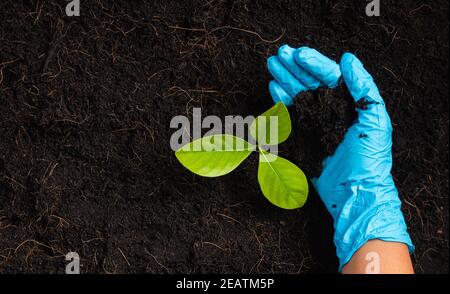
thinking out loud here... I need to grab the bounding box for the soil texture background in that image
[0,0,448,273]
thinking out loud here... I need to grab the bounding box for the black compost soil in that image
[0,0,448,273]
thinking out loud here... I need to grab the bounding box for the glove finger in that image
[340,53,392,132]
[269,80,294,106]
[340,52,384,103]
[267,56,308,98]
[278,45,321,89]
[294,47,341,88]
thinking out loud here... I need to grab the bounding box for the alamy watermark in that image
[65,0,80,17]
[170,108,279,157]
[366,0,380,17]
[365,251,381,274]
[65,252,80,274]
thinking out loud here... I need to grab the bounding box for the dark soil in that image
[0,0,448,273]
[293,86,357,177]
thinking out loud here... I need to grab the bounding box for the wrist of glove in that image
[267,45,414,272]
[330,184,414,272]
[313,153,415,272]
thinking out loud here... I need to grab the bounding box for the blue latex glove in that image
[267,45,341,105]
[268,45,414,272]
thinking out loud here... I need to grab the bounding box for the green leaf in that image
[175,134,255,177]
[257,151,308,209]
[250,102,291,145]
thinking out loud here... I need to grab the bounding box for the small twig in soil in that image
[118,248,131,267]
[31,0,44,25]
[0,58,20,86]
[169,25,285,44]
[404,199,424,228]
[42,19,65,74]
[14,239,55,255]
[216,213,243,225]
[408,4,432,16]
[4,176,26,190]
[202,241,226,251]
[383,65,403,83]
[208,26,285,44]
[145,249,171,273]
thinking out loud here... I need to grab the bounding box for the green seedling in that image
[175,103,308,209]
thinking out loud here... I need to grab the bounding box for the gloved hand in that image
[267,45,414,272]
[267,45,341,106]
